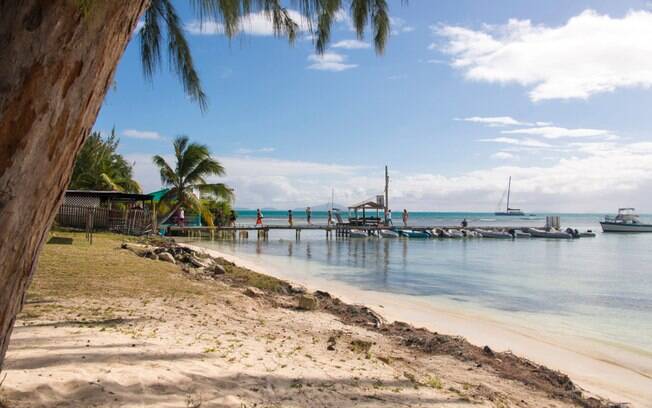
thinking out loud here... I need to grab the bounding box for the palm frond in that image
[153,155,177,186]
[196,183,233,201]
[184,157,225,185]
[138,0,394,111]
[140,1,162,79]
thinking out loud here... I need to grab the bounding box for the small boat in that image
[434,228,451,238]
[379,229,399,238]
[512,229,531,238]
[349,229,368,238]
[600,208,652,232]
[399,230,431,239]
[528,228,572,239]
[476,229,513,239]
[494,176,526,216]
[447,229,464,238]
[579,230,596,237]
[462,229,479,238]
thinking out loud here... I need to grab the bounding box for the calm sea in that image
[193,211,652,364]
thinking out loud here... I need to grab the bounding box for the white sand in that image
[3,276,577,407]
[190,243,652,407]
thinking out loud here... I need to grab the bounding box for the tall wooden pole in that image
[384,165,389,225]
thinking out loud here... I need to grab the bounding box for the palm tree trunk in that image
[0,0,149,370]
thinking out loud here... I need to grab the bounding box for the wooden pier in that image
[167,224,533,241]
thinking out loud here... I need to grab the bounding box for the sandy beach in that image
[0,232,628,407]
[186,242,652,407]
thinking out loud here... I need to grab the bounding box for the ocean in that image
[190,211,652,403]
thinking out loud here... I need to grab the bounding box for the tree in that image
[153,135,232,226]
[70,129,141,193]
[0,0,391,369]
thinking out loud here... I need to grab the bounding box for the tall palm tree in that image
[153,136,232,226]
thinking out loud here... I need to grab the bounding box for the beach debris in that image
[158,252,175,264]
[209,263,226,275]
[244,287,265,298]
[297,294,319,311]
[145,252,159,261]
[289,283,307,294]
[188,256,211,269]
[350,339,373,354]
[483,345,495,357]
[326,335,337,351]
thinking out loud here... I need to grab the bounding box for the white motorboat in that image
[513,230,531,238]
[600,208,652,232]
[435,228,451,238]
[447,229,464,238]
[379,229,399,238]
[349,229,368,238]
[579,230,596,237]
[528,228,572,239]
[476,229,512,239]
[462,229,479,238]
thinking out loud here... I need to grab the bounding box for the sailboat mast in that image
[506,176,512,211]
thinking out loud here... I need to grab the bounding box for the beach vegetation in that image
[69,129,141,193]
[153,135,233,226]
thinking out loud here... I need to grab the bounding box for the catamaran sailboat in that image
[600,208,652,232]
[495,176,525,216]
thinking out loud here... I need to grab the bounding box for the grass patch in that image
[28,231,213,302]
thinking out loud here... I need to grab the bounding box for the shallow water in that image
[193,212,652,361]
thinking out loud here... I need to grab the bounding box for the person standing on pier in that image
[229,210,237,227]
[256,209,264,227]
[288,209,293,226]
[178,207,185,227]
[327,209,333,226]
[402,209,409,227]
[306,207,312,225]
[387,209,393,226]
[461,218,468,228]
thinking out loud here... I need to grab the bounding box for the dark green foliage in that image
[69,129,141,193]
[153,135,233,225]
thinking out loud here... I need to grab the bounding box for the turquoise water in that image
[195,212,652,354]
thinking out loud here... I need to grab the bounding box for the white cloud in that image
[390,17,414,35]
[126,139,652,212]
[479,137,552,148]
[491,151,516,160]
[186,10,309,36]
[501,126,613,140]
[307,52,357,72]
[235,147,276,154]
[122,129,162,140]
[332,39,371,49]
[459,116,529,127]
[434,10,652,101]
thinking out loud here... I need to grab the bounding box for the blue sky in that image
[96,0,652,211]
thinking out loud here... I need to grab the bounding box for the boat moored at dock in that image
[475,229,513,239]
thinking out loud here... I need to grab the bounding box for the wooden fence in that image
[56,204,153,235]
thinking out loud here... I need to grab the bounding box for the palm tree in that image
[1,0,394,369]
[70,129,142,193]
[153,136,232,226]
